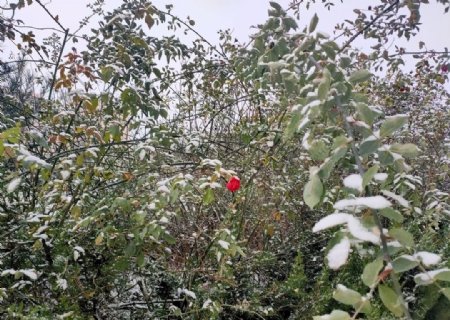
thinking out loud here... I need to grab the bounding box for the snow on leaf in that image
[6,177,21,193]
[415,268,450,286]
[218,240,230,250]
[21,269,38,280]
[327,237,351,270]
[373,173,388,182]
[414,251,442,267]
[22,155,51,168]
[334,196,391,210]
[312,213,352,232]
[381,190,410,208]
[347,216,380,244]
[343,174,363,192]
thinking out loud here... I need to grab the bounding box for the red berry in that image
[226,176,240,192]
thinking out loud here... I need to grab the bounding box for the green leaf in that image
[389,143,420,158]
[284,111,301,140]
[318,78,330,101]
[318,145,348,180]
[389,228,415,248]
[435,270,450,282]
[114,256,130,272]
[354,299,372,314]
[309,140,329,161]
[441,288,450,301]
[145,13,155,29]
[100,66,114,82]
[313,310,351,320]
[380,208,404,223]
[362,257,383,287]
[348,69,371,84]
[333,284,362,305]
[392,255,419,273]
[378,285,404,317]
[356,103,379,126]
[303,173,323,209]
[203,188,215,205]
[378,149,395,165]
[269,1,282,11]
[380,115,408,138]
[309,13,319,33]
[359,137,379,156]
[362,165,379,188]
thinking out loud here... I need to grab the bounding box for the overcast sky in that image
[2,0,450,71]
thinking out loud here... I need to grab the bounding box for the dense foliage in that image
[1,0,449,319]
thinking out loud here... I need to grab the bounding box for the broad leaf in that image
[362,257,383,287]
[303,173,323,209]
[378,285,404,317]
[380,115,408,137]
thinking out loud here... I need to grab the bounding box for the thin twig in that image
[338,0,400,54]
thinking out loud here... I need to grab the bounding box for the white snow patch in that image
[414,268,450,285]
[343,174,363,192]
[374,173,388,182]
[327,237,350,270]
[347,216,380,244]
[6,177,21,193]
[334,196,391,210]
[381,190,410,208]
[218,240,230,250]
[414,251,442,267]
[312,213,352,232]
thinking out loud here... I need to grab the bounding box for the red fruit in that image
[226,176,240,192]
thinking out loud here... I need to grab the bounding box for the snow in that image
[157,185,170,194]
[218,240,230,250]
[414,251,442,267]
[327,237,350,270]
[381,190,410,208]
[313,213,352,232]
[6,177,21,193]
[177,288,197,299]
[347,216,380,244]
[343,174,363,192]
[374,173,388,182]
[302,131,311,150]
[414,268,450,285]
[313,213,380,244]
[334,196,391,210]
[22,155,51,168]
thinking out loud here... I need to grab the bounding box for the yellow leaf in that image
[95,232,104,246]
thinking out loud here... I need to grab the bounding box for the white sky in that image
[2,1,450,71]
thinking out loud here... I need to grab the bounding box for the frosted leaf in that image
[21,269,38,280]
[343,174,363,192]
[6,177,21,193]
[327,237,351,270]
[56,278,68,290]
[414,251,442,267]
[374,173,388,182]
[312,213,352,232]
[22,155,51,168]
[60,170,71,180]
[415,268,450,285]
[218,240,230,250]
[157,185,170,193]
[347,216,380,244]
[178,288,197,299]
[381,190,410,208]
[334,196,391,210]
